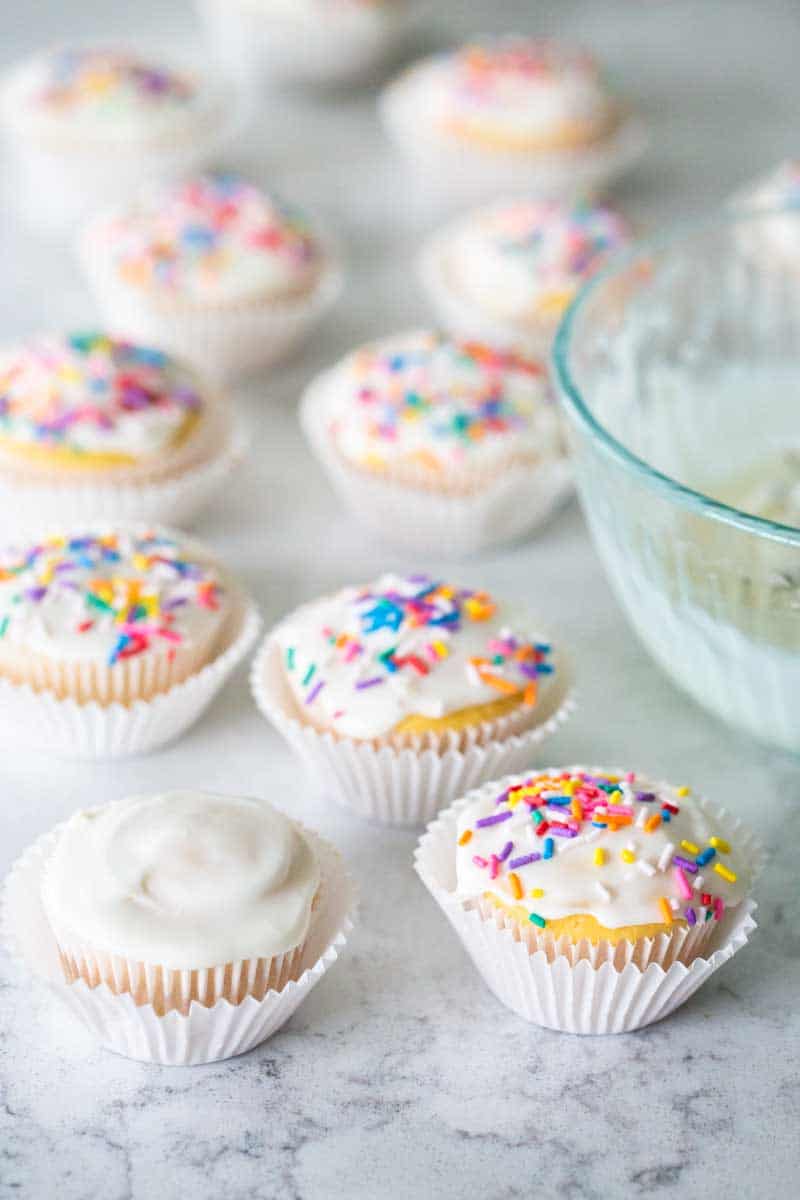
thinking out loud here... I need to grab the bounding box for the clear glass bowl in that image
[553,206,800,753]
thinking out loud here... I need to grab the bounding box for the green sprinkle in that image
[0,616,8,638]
[86,594,114,613]
[286,647,295,671]
[532,809,544,824]
[302,663,316,687]
[529,913,547,929]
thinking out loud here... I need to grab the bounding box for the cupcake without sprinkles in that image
[301,332,571,556]
[0,333,236,529]
[1,46,231,229]
[380,36,646,208]
[197,0,411,89]
[0,525,259,757]
[3,791,355,1064]
[416,768,760,1034]
[252,573,573,825]
[421,200,632,356]
[80,173,341,382]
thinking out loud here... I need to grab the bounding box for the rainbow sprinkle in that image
[32,48,194,115]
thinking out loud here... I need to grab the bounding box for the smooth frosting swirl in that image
[0,528,225,665]
[41,792,321,966]
[0,333,203,467]
[324,332,560,477]
[275,573,556,739]
[85,174,323,306]
[456,768,749,929]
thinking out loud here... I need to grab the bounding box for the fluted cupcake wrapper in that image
[379,84,648,213]
[2,825,356,1065]
[415,771,763,1034]
[251,634,576,828]
[0,427,244,535]
[300,378,573,557]
[0,583,260,760]
[80,236,344,384]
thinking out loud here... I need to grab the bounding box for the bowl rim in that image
[552,203,800,547]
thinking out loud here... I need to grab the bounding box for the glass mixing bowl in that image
[553,205,800,753]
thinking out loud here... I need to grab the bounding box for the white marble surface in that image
[1,1,799,1197]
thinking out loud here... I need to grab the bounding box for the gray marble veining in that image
[1,1,800,1197]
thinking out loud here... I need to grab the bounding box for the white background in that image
[1,2,799,1198]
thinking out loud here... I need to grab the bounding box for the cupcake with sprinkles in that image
[80,173,341,382]
[416,767,760,1034]
[0,524,259,756]
[380,36,646,208]
[421,199,632,356]
[252,573,573,825]
[0,332,235,529]
[1,45,231,229]
[198,0,412,89]
[301,331,571,556]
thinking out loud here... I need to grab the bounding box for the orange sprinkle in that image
[645,814,662,833]
[523,682,538,707]
[480,673,520,695]
[509,872,523,900]
[571,798,583,821]
[658,897,673,925]
[458,830,472,846]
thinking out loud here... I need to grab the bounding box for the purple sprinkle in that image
[686,907,697,926]
[636,791,656,802]
[672,855,698,873]
[355,676,384,690]
[475,810,512,828]
[497,841,513,863]
[305,680,325,706]
[508,852,541,870]
[550,826,578,838]
[25,587,47,602]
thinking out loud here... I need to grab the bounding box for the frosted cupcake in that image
[1,46,230,229]
[252,573,574,825]
[80,173,341,382]
[380,37,645,208]
[198,0,411,89]
[301,331,571,555]
[0,332,235,528]
[421,200,632,356]
[415,767,760,1033]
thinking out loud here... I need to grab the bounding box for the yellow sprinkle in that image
[710,836,731,854]
[676,786,690,797]
[530,888,544,899]
[594,848,605,867]
[621,849,636,864]
[509,872,523,900]
[431,640,449,659]
[714,862,737,884]
[680,840,700,855]
[658,897,674,925]
[608,790,622,805]
[458,830,472,846]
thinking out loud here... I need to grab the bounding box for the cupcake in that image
[416,767,760,1034]
[420,200,632,357]
[301,331,571,555]
[380,36,646,209]
[252,573,574,825]
[3,790,355,1063]
[0,524,260,757]
[197,0,411,89]
[0,332,236,528]
[1,45,231,229]
[80,173,342,382]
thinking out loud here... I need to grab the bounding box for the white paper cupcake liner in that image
[80,234,344,384]
[379,83,648,213]
[251,633,576,827]
[419,233,560,361]
[196,0,413,88]
[415,771,763,1034]
[300,377,572,557]
[2,823,356,1065]
[0,426,244,534]
[0,580,260,760]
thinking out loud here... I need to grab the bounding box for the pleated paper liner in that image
[80,226,344,384]
[379,82,649,212]
[0,531,261,759]
[251,627,576,827]
[300,377,573,556]
[415,770,764,1034]
[2,824,356,1066]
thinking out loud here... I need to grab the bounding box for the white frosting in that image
[392,38,616,146]
[274,573,556,740]
[444,200,631,324]
[0,528,225,666]
[743,159,800,259]
[323,331,560,478]
[2,47,207,145]
[456,769,749,929]
[41,792,321,967]
[238,0,397,19]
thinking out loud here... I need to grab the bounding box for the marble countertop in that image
[1,1,799,1197]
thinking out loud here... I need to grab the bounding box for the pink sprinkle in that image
[674,866,693,900]
[489,854,499,880]
[472,855,488,869]
[714,896,725,921]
